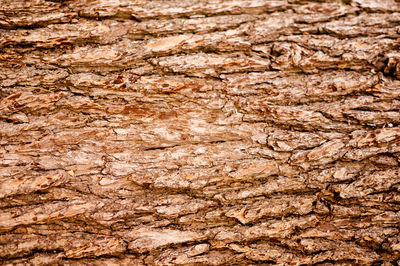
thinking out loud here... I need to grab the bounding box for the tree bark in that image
[1,0,400,265]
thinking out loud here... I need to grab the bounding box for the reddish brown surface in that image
[1,0,400,264]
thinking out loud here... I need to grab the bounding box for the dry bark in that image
[1,0,400,265]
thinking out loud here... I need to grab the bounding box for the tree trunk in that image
[1,0,400,264]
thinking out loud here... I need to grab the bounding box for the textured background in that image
[1,0,400,264]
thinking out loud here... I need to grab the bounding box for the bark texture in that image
[1,0,400,265]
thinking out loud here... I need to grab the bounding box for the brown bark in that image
[1,0,400,265]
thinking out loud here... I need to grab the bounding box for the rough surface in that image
[1,0,400,265]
